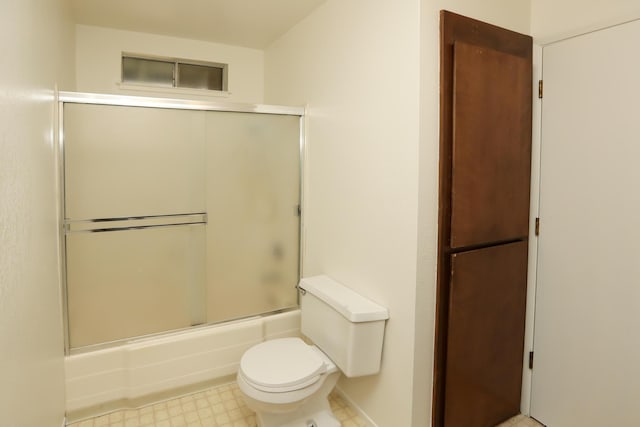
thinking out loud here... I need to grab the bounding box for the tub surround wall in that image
[65,310,300,416]
[0,0,75,426]
[75,25,265,103]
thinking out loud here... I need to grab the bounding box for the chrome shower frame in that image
[56,91,306,355]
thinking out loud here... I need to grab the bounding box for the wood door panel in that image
[435,11,533,427]
[450,42,532,249]
[444,240,528,427]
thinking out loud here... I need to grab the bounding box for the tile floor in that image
[67,381,367,427]
[66,380,543,427]
[497,414,544,427]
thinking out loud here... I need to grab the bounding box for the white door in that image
[531,19,640,426]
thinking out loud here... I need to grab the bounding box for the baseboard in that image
[334,386,379,427]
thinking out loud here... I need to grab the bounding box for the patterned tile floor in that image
[66,379,543,427]
[67,381,367,427]
[497,414,544,427]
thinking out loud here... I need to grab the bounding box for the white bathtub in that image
[65,310,300,414]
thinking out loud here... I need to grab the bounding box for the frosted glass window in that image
[178,63,224,90]
[122,54,227,92]
[122,57,174,87]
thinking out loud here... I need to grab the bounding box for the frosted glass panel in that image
[66,225,206,348]
[205,112,300,322]
[122,57,174,87]
[178,63,224,90]
[64,104,205,219]
[62,100,302,350]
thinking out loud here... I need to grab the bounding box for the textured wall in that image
[0,0,75,425]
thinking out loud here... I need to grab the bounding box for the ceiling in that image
[70,0,326,49]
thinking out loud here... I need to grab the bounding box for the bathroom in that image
[2,0,640,426]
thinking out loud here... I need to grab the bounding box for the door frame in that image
[521,41,542,417]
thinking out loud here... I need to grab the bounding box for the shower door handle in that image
[64,213,207,233]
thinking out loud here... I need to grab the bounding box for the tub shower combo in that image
[60,93,305,413]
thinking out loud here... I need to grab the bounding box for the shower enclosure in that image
[60,93,304,352]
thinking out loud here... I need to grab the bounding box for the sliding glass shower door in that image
[62,96,302,350]
[205,112,300,323]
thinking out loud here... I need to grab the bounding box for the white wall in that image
[0,0,75,426]
[434,0,531,33]
[75,25,265,104]
[265,1,422,426]
[532,0,640,42]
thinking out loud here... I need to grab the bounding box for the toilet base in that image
[258,408,340,427]
[240,371,341,427]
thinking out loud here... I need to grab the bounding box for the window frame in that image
[121,53,229,92]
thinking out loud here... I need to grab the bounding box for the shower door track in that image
[58,91,305,115]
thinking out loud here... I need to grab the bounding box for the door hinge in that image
[535,217,540,236]
[538,80,543,99]
[529,351,534,370]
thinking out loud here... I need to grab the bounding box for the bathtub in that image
[65,310,300,415]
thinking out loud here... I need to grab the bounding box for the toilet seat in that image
[239,337,326,393]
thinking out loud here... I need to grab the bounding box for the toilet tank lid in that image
[299,275,389,322]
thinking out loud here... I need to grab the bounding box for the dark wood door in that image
[451,41,532,249]
[445,241,529,427]
[433,11,533,427]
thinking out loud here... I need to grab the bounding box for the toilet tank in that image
[298,275,389,377]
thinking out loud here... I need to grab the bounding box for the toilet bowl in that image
[237,337,340,427]
[237,275,389,427]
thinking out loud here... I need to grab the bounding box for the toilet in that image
[237,275,389,427]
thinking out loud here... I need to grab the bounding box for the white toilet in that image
[237,275,389,427]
